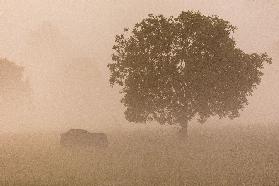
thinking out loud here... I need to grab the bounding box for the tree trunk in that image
[179,121,188,139]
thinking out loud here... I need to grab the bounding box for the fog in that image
[0,0,278,133]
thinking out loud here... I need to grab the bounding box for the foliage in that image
[108,11,272,126]
[0,58,31,105]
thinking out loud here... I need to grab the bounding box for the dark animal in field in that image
[60,129,108,148]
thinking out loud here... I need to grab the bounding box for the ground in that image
[0,123,279,185]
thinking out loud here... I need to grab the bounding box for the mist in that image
[0,0,278,131]
[1,1,279,185]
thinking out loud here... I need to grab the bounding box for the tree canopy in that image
[0,58,31,106]
[107,11,272,133]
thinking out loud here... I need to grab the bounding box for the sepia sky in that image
[0,0,278,131]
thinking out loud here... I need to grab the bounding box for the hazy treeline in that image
[0,22,124,133]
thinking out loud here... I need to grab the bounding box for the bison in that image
[60,129,108,148]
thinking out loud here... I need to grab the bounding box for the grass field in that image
[0,123,279,186]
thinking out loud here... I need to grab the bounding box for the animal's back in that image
[60,129,108,148]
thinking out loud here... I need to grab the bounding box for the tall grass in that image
[0,123,279,185]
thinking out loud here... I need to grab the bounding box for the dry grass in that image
[1,123,279,185]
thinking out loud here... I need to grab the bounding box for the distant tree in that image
[107,11,272,137]
[61,57,107,125]
[0,58,31,108]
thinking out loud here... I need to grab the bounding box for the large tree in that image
[107,11,272,137]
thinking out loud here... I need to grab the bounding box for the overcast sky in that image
[0,0,278,131]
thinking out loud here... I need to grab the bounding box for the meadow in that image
[0,123,279,186]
